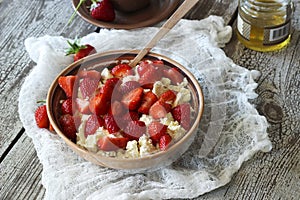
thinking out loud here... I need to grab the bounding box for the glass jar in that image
[237,0,293,52]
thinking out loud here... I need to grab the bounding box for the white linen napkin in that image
[19,16,272,200]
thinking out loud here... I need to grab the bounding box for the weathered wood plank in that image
[186,0,238,25]
[0,133,46,200]
[0,0,95,157]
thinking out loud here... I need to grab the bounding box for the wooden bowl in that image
[72,0,180,29]
[46,50,204,170]
[110,0,150,12]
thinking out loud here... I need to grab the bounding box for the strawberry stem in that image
[65,39,87,55]
[37,100,46,104]
[68,0,86,25]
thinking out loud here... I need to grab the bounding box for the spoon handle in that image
[130,0,199,67]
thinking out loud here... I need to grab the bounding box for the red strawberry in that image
[163,68,183,85]
[120,111,140,129]
[109,100,124,116]
[148,121,167,144]
[171,103,191,130]
[159,134,172,151]
[149,100,172,119]
[104,114,120,134]
[79,77,99,99]
[111,64,134,78]
[58,75,77,98]
[97,136,128,151]
[152,60,164,68]
[138,65,157,89]
[78,69,101,80]
[75,98,90,114]
[59,114,77,142]
[61,98,73,115]
[118,81,140,94]
[89,93,109,115]
[159,90,177,104]
[49,123,54,132]
[123,120,146,140]
[137,60,153,76]
[90,0,115,22]
[137,60,164,89]
[73,114,82,129]
[102,78,121,101]
[138,91,158,114]
[85,115,105,137]
[35,105,49,128]
[122,111,140,122]
[66,40,96,62]
[121,87,143,111]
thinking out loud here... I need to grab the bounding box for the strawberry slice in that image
[78,69,101,80]
[119,111,140,129]
[58,75,76,98]
[118,81,140,94]
[137,60,153,76]
[138,91,158,114]
[85,115,105,137]
[90,0,115,22]
[80,77,99,99]
[137,60,164,89]
[97,136,129,151]
[123,120,146,140]
[148,121,167,144]
[75,98,90,114]
[159,90,177,104]
[104,114,120,134]
[149,100,172,119]
[159,134,172,151]
[61,98,73,115]
[122,111,140,122]
[152,60,164,68]
[121,87,143,111]
[111,64,134,78]
[109,101,125,117]
[73,114,82,129]
[138,65,158,89]
[89,93,109,116]
[59,114,77,142]
[163,68,183,85]
[35,105,49,128]
[171,103,191,130]
[102,78,121,101]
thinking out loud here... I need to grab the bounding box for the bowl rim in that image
[46,50,204,165]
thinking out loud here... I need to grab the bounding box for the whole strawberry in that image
[35,105,49,128]
[66,40,96,62]
[90,0,115,22]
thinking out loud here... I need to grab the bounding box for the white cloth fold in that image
[19,16,272,200]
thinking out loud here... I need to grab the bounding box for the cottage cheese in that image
[101,68,113,81]
[125,140,139,158]
[138,134,156,157]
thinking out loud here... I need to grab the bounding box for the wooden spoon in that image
[129,0,199,67]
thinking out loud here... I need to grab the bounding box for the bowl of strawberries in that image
[47,50,204,170]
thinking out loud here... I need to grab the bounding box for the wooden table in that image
[1,0,299,199]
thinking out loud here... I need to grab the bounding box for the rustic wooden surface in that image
[0,0,299,199]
